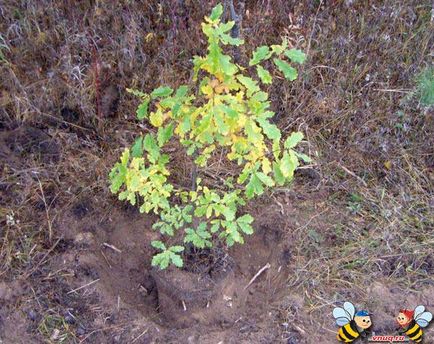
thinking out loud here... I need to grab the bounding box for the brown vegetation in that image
[0,1,433,343]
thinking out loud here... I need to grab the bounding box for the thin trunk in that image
[225,0,244,63]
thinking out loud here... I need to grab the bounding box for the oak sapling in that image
[109,3,310,269]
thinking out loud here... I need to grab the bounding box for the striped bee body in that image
[404,320,423,343]
[337,320,360,342]
[334,303,372,342]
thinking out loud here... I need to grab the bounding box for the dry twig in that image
[103,242,122,253]
[67,278,100,295]
[244,263,271,290]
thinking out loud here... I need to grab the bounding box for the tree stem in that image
[191,152,198,191]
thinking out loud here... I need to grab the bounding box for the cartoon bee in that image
[396,306,432,343]
[333,301,372,342]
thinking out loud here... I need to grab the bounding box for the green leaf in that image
[143,134,158,154]
[280,152,293,178]
[197,222,210,235]
[284,48,306,64]
[158,222,175,236]
[184,226,211,248]
[246,174,264,198]
[131,136,144,157]
[256,117,281,141]
[249,46,271,66]
[273,162,286,185]
[137,99,149,120]
[151,86,173,98]
[237,75,260,95]
[219,54,238,76]
[252,91,268,102]
[120,149,130,166]
[256,172,275,187]
[152,252,170,269]
[256,65,272,84]
[159,97,176,110]
[238,214,254,224]
[209,3,223,21]
[222,207,236,221]
[218,21,234,33]
[245,120,262,142]
[194,205,207,217]
[157,124,174,147]
[175,85,189,98]
[295,152,312,163]
[182,206,193,223]
[273,58,298,81]
[220,33,244,46]
[171,253,183,267]
[214,111,229,135]
[109,164,127,193]
[193,56,205,80]
[210,222,220,233]
[170,245,184,253]
[280,151,299,178]
[284,132,304,149]
[238,222,254,235]
[151,240,166,251]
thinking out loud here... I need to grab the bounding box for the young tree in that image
[109,3,310,269]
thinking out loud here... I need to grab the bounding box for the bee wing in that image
[414,305,425,319]
[336,317,350,327]
[415,311,433,328]
[343,301,356,319]
[333,307,350,320]
[333,304,353,328]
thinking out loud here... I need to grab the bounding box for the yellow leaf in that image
[149,110,164,127]
[203,144,216,155]
[215,83,229,94]
[175,123,184,138]
[189,191,197,201]
[262,158,271,174]
[209,79,219,88]
[145,32,155,43]
[384,161,392,170]
[235,91,244,102]
[237,114,246,127]
[201,84,213,97]
[215,72,224,81]
[163,111,172,121]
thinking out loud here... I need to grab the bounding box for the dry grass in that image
[1,0,433,342]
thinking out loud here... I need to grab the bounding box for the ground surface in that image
[0,1,433,343]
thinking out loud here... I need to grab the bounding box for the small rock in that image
[50,329,60,341]
[187,335,199,343]
[240,324,255,333]
[76,325,86,336]
[27,309,38,321]
[74,232,95,246]
[63,310,76,324]
[220,319,232,329]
